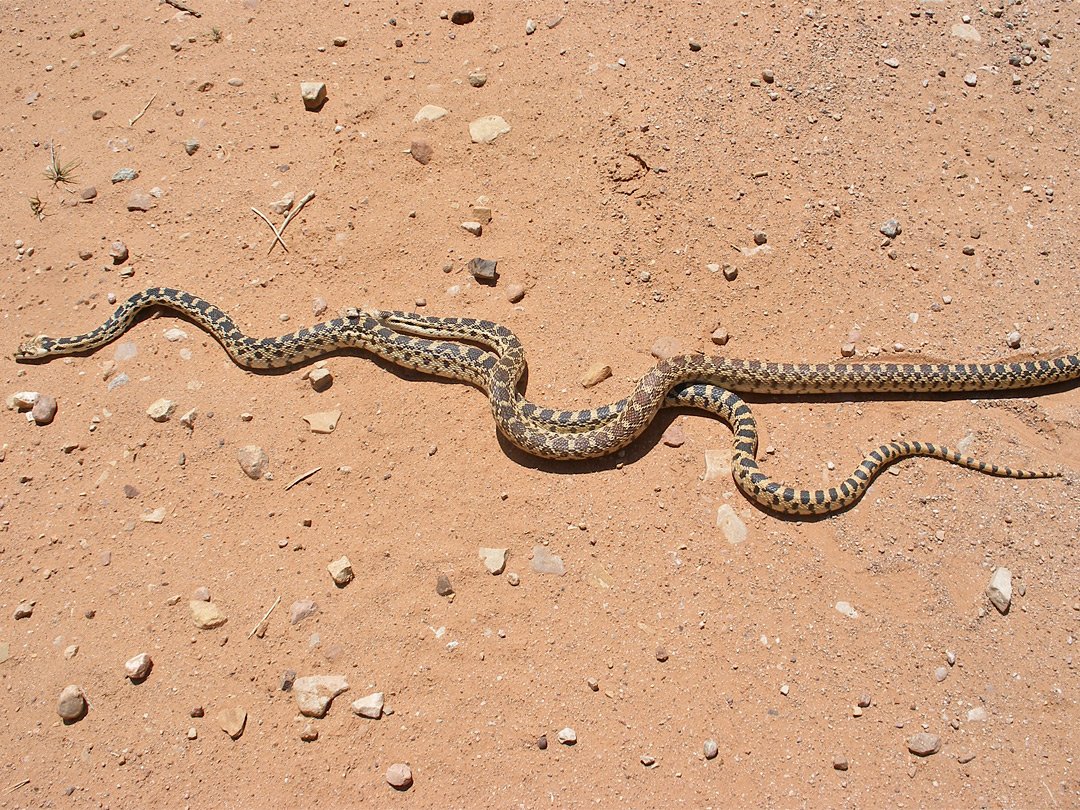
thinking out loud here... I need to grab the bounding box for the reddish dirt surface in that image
[3,1,1080,807]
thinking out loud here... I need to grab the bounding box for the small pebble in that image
[840,343,856,357]
[32,395,57,425]
[762,68,775,83]
[987,567,1012,613]
[655,646,669,662]
[57,685,87,721]
[436,573,454,596]
[184,138,200,156]
[300,724,319,741]
[237,445,269,479]
[879,219,901,238]
[1006,331,1022,350]
[92,109,106,119]
[190,705,205,717]
[753,231,767,245]
[289,600,319,625]
[711,328,729,346]
[833,755,849,771]
[934,666,948,683]
[703,739,719,759]
[857,694,871,708]
[80,187,97,201]
[505,283,525,303]
[217,706,247,739]
[468,72,488,87]
[308,367,333,391]
[461,221,483,236]
[506,572,520,586]
[581,363,612,388]
[450,9,474,24]
[525,19,537,34]
[964,72,978,87]
[641,754,656,766]
[14,601,36,620]
[386,763,413,790]
[410,140,433,165]
[126,192,153,211]
[722,263,738,281]
[327,556,354,586]
[907,732,941,756]
[557,727,577,745]
[537,734,548,749]
[300,82,328,111]
[689,39,702,52]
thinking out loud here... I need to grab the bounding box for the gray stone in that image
[987,567,1012,613]
[57,685,86,721]
[237,445,268,479]
[467,257,498,282]
[184,138,200,156]
[300,82,327,110]
[530,546,565,575]
[293,674,349,717]
[879,219,901,238]
[436,574,454,596]
[111,168,138,183]
[32,395,57,425]
[290,600,319,625]
[907,732,941,756]
[386,763,413,789]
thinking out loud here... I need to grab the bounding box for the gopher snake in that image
[14,287,1075,515]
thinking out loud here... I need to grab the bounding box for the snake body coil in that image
[15,287,1073,515]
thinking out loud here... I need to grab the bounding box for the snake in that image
[13,287,1074,515]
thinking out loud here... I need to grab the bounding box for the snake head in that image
[13,335,51,362]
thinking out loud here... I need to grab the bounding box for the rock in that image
[1006,331,1022,350]
[111,168,138,184]
[879,219,901,238]
[70,27,85,38]
[934,666,948,683]
[80,187,97,201]
[580,363,612,388]
[505,283,525,303]
[662,425,685,448]
[268,192,295,215]
[64,644,79,660]
[841,343,856,357]
[125,653,153,680]
[641,754,656,766]
[506,572,520,586]
[9,391,39,410]
[280,671,296,691]
[328,556,354,586]
[907,732,941,756]
[413,104,448,122]
[290,600,319,625]
[57,685,87,721]
[525,19,537,34]
[958,751,976,764]
[140,507,166,523]
[410,140,433,165]
[689,39,703,51]
[655,646,669,662]
[711,328,730,346]
[300,82,327,111]
[951,23,982,43]
[351,692,384,719]
[237,445,268,479]
[109,240,129,264]
[386,763,413,790]
[184,138,200,156]
[436,574,454,596]
[293,675,349,717]
[468,72,488,87]
[217,706,247,739]
[857,694,871,708]
[964,72,978,87]
[450,9,474,24]
[461,221,483,236]
[190,600,227,629]
[312,297,328,317]
[833,755,849,770]
[164,328,187,342]
[835,601,858,619]
[557,727,577,745]
[704,739,719,759]
[332,36,348,46]
[32,395,57,425]
[190,705,205,717]
[91,109,106,119]
[300,724,318,741]
[478,547,508,574]
[650,337,682,360]
[467,257,498,282]
[126,192,153,211]
[146,398,177,422]
[193,586,211,601]
[537,734,548,749]
[967,707,988,722]
[303,410,341,433]
[715,504,747,544]
[469,115,511,144]
[470,203,493,223]
[14,601,35,619]
[987,567,1012,613]
[530,546,565,575]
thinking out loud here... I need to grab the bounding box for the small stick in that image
[162,0,202,16]
[5,779,30,794]
[285,466,322,491]
[248,596,280,639]
[251,207,289,253]
[129,92,158,127]
[258,190,315,255]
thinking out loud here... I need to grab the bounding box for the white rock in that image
[414,104,448,122]
[478,547,508,574]
[9,391,39,410]
[461,221,483,236]
[715,504,747,544]
[987,567,1012,613]
[146,398,177,422]
[124,653,153,680]
[351,691,384,719]
[163,328,187,342]
[141,507,166,523]
[557,727,577,745]
[300,81,327,110]
[328,555,354,586]
[967,707,989,722]
[293,675,349,718]
[950,23,982,43]
[469,115,511,143]
[835,601,859,619]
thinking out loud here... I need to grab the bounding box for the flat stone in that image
[57,685,86,721]
[703,449,727,481]
[414,104,448,122]
[290,599,319,625]
[300,82,327,110]
[146,398,177,422]
[436,574,454,596]
[328,556,354,586]
[530,546,565,575]
[987,567,1012,613]
[14,600,36,619]
[557,727,577,745]
[112,168,138,184]
[461,221,483,236]
[189,600,227,629]
[650,336,682,360]
[293,675,349,717]
[126,192,153,211]
[662,425,685,447]
[469,115,511,144]
[237,445,268,479]
[217,706,247,739]
[351,692,384,719]
[907,732,941,756]
[951,23,982,42]
[467,257,498,282]
[124,653,152,680]
[141,507,166,523]
[967,707,988,722]
[478,547,508,574]
[300,723,318,741]
[580,363,611,388]
[715,504,747,544]
[835,601,858,619]
[80,187,98,201]
[833,755,849,771]
[386,763,413,790]
[268,192,295,215]
[303,410,341,433]
[410,139,433,165]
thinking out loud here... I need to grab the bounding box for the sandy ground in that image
[2,0,1079,807]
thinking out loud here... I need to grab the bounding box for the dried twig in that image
[253,190,315,255]
[251,206,288,253]
[162,0,202,17]
[248,596,280,639]
[4,779,30,794]
[129,92,158,127]
[285,466,322,491]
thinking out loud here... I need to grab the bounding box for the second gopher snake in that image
[15,287,1075,515]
